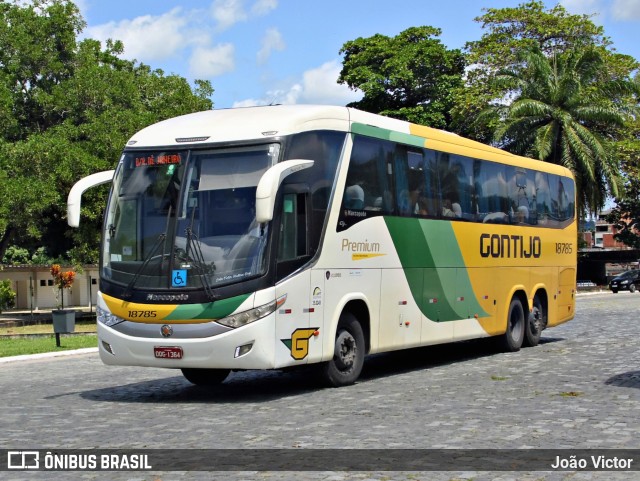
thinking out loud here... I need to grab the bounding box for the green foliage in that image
[487,47,639,215]
[2,246,30,265]
[454,0,637,143]
[0,279,15,312]
[608,118,640,248]
[338,26,465,129]
[456,1,640,216]
[0,0,213,263]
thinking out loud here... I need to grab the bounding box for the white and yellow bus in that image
[68,105,576,387]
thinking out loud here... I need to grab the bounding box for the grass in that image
[0,320,98,357]
[0,320,97,336]
[0,334,97,357]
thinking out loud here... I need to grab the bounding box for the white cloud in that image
[84,8,189,62]
[560,0,602,15]
[257,28,285,64]
[251,0,278,16]
[612,0,640,20]
[298,60,362,105]
[210,0,248,31]
[233,60,362,107]
[190,43,236,77]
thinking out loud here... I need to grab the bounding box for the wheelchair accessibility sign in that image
[172,270,187,287]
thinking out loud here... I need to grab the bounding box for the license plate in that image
[154,346,183,359]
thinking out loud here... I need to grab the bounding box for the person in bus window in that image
[344,184,365,210]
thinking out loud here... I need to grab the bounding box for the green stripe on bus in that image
[165,293,251,321]
[384,217,488,322]
[352,123,426,149]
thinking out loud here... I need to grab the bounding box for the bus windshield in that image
[102,144,279,291]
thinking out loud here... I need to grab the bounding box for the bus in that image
[68,105,576,387]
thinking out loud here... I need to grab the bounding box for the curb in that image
[0,347,98,364]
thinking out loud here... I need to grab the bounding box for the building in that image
[0,265,99,310]
[593,209,630,249]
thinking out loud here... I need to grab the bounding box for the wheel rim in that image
[510,303,524,341]
[530,302,542,336]
[334,329,357,371]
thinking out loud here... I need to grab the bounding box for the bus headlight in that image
[216,295,285,329]
[97,306,125,327]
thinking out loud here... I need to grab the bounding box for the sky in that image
[75,0,640,110]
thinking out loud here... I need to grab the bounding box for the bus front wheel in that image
[500,297,525,352]
[181,368,230,386]
[319,312,365,387]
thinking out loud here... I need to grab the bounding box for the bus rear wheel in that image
[319,312,365,387]
[181,368,230,386]
[524,295,546,347]
[500,297,525,352]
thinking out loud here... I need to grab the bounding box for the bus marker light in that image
[276,294,287,308]
[399,300,407,305]
[457,297,464,301]
[429,298,438,304]
[404,321,410,327]
[313,330,320,337]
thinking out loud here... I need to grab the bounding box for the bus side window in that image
[278,192,307,261]
[395,148,425,216]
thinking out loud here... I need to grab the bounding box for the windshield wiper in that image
[184,228,217,300]
[121,206,172,299]
[184,203,217,300]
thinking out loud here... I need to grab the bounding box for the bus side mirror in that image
[255,159,314,223]
[67,170,115,227]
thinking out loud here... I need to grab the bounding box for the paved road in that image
[1,292,639,480]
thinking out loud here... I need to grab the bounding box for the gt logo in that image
[281,328,318,360]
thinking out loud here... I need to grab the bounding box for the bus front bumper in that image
[97,314,277,370]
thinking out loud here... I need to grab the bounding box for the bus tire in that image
[319,312,365,387]
[524,295,545,347]
[181,368,230,386]
[500,297,525,352]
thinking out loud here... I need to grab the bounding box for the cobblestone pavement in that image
[1,292,639,481]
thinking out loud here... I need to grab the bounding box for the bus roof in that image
[127,105,573,178]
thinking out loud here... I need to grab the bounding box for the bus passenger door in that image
[274,191,317,367]
[275,271,312,368]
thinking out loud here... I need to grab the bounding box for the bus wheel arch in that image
[524,289,548,347]
[319,300,369,387]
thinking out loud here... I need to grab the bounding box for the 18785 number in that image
[555,243,573,254]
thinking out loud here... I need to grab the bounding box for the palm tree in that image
[489,47,639,215]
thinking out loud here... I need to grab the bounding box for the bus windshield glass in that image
[102,144,279,291]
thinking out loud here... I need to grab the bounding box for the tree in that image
[0,0,213,263]
[338,26,465,129]
[455,1,634,143]
[457,1,640,216]
[487,47,639,216]
[607,111,640,248]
